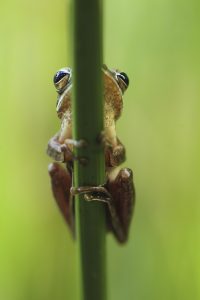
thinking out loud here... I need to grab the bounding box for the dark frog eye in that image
[53,68,71,93]
[116,71,129,93]
[54,70,67,84]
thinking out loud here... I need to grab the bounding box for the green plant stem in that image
[72,0,106,300]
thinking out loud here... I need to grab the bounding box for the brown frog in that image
[47,65,135,243]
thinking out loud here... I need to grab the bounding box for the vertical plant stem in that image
[72,0,106,300]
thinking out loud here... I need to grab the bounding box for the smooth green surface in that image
[73,0,106,299]
[0,0,200,299]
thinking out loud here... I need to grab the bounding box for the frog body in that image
[47,65,135,243]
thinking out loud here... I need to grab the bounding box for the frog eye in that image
[116,72,129,93]
[53,68,71,93]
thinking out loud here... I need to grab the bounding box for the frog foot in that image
[47,135,88,164]
[64,138,88,165]
[70,184,125,242]
[47,136,66,162]
[71,185,111,201]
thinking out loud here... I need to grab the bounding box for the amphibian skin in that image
[47,65,135,243]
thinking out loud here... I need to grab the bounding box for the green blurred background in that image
[0,0,199,299]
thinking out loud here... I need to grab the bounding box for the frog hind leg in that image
[105,168,135,243]
[48,162,74,235]
[71,167,135,243]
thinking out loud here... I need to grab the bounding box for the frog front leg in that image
[105,137,126,167]
[99,127,126,167]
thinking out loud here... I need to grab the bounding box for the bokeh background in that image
[0,0,199,299]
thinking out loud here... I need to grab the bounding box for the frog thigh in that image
[106,168,135,243]
[48,162,74,234]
